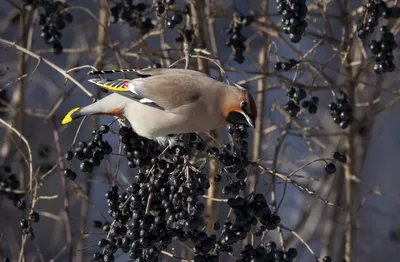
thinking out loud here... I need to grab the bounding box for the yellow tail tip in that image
[62,107,80,125]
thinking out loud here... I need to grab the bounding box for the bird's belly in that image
[124,103,224,138]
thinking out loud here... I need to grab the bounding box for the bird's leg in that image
[183,133,191,147]
[174,134,190,149]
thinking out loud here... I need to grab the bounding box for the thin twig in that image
[280,224,320,262]
[52,117,73,262]
[0,118,33,195]
[0,38,93,97]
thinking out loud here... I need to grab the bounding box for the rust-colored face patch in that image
[223,104,242,119]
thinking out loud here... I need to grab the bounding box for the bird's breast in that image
[123,101,225,138]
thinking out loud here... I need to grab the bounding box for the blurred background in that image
[0,0,399,261]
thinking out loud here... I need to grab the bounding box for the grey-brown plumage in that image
[62,68,257,144]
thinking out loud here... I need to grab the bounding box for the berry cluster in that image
[357,0,392,39]
[32,0,73,54]
[370,26,397,74]
[277,0,308,43]
[325,149,349,174]
[88,128,211,261]
[109,0,189,34]
[0,166,24,208]
[284,86,307,117]
[328,93,353,130]
[213,126,250,197]
[217,194,280,252]
[274,59,299,71]
[225,15,255,64]
[120,126,166,169]
[166,12,183,29]
[19,210,40,240]
[155,1,191,29]
[110,1,154,34]
[1,166,41,241]
[333,151,347,164]
[237,242,297,262]
[175,26,194,44]
[301,96,319,114]
[84,124,295,261]
[64,125,113,177]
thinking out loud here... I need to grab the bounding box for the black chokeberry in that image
[64,13,73,23]
[99,125,110,134]
[93,252,103,261]
[325,163,336,174]
[171,13,183,24]
[222,185,231,195]
[64,169,73,178]
[214,175,222,182]
[69,171,77,180]
[80,160,93,173]
[287,247,298,258]
[30,212,40,223]
[156,4,165,15]
[274,62,283,70]
[333,151,341,160]
[308,103,318,114]
[340,120,349,129]
[290,33,301,43]
[277,0,308,42]
[53,41,63,55]
[338,154,347,164]
[370,26,397,74]
[20,218,29,229]
[167,20,176,29]
[98,238,109,248]
[236,169,247,180]
[17,199,26,210]
[103,253,114,262]
[164,0,175,5]
[65,150,73,160]
[135,3,147,13]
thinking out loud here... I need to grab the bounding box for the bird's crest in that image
[232,83,246,90]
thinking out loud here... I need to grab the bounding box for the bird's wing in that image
[134,68,210,78]
[87,78,164,110]
[88,70,212,112]
[87,67,207,77]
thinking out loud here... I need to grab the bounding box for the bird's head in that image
[223,83,257,128]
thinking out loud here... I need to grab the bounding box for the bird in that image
[62,68,257,145]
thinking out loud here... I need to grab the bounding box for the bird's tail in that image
[87,68,141,75]
[61,94,129,125]
[61,107,82,124]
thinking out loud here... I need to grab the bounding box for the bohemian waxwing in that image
[62,68,257,144]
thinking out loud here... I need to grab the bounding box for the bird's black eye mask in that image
[226,111,249,126]
[226,101,255,128]
[240,101,251,116]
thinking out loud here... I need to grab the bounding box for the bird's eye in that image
[240,101,250,114]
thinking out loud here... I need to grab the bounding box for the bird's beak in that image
[226,111,255,128]
[241,112,255,128]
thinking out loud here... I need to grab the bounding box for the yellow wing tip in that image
[88,79,129,92]
[62,107,80,125]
